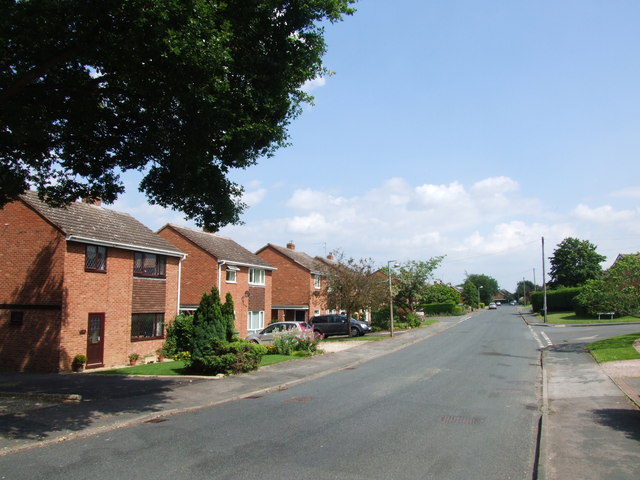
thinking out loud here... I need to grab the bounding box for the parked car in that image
[488,302,497,310]
[308,314,372,337]
[245,321,312,345]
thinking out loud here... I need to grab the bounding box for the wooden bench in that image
[597,312,615,320]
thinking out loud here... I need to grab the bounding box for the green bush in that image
[164,314,194,357]
[187,339,266,375]
[273,332,319,355]
[371,308,391,331]
[407,312,421,328]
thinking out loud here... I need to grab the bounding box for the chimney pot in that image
[286,241,295,250]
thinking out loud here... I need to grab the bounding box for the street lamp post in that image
[388,260,399,337]
[477,285,483,310]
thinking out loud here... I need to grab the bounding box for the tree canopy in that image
[576,253,640,316]
[391,257,445,313]
[321,253,388,336]
[548,237,606,288]
[465,273,499,305]
[1,0,356,230]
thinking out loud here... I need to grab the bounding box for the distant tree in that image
[392,257,445,313]
[422,282,461,305]
[461,278,480,308]
[515,280,536,303]
[322,253,388,336]
[1,0,356,230]
[548,237,606,288]
[466,273,499,305]
[575,253,640,316]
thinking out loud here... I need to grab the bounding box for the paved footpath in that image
[539,342,640,480]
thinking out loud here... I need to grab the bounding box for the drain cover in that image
[441,415,482,425]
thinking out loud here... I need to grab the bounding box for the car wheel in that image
[350,326,360,337]
[314,330,325,340]
[250,339,259,344]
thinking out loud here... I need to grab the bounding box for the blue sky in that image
[113,0,640,292]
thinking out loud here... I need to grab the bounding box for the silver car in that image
[245,321,312,345]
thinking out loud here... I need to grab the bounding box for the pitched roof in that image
[20,191,184,257]
[162,224,274,269]
[258,243,328,274]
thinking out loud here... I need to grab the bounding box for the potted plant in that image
[72,354,87,372]
[156,348,166,362]
[128,352,139,366]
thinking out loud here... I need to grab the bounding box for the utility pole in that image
[542,237,547,323]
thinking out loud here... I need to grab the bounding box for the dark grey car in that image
[308,314,372,337]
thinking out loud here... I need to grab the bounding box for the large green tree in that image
[576,253,640,316]
[1,0,355,230]
[548,237,606,288]
[465,273,499,305]
[391,257,445,313]
[422,282,461,305]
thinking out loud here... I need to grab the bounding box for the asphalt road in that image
[0,308,541,480]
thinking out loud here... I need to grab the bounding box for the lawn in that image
[586,333,640,363]
[94,353,301,376]
[539,311,640,324]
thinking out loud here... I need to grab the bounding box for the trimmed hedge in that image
[531,287,582,313]
[421,302,457,315]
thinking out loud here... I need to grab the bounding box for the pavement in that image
[1,313,639,479]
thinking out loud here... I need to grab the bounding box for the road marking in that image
[528,325,552,349]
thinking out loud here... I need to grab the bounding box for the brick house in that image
[157,224,275,337]
[256,241,330,322]
[0,191,185,372]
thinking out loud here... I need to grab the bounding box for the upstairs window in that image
[314,274,322,289]
[85,245,107,272]
[249,268,265,286]
[134,252,166,278]
[226,265,239,283]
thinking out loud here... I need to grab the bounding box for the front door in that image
[86,313,105,368]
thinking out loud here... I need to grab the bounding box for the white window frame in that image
[314,274,322,289]
[247,311,265,334]
[226,265,239,283]
[249,268,265,286]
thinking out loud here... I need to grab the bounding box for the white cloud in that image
[611,186,640,199]
[301,76,326,93]
[242,187,267,207]
[572,204,637,223]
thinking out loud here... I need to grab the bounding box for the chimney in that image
[82,197,101,206]
[327,253,334,260]
[286,240,295,250]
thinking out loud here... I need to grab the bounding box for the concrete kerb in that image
[0,319,461,457]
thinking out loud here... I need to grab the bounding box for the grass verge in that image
[586,333,640,363]
[94,354,300,376]
[539,311,640,324]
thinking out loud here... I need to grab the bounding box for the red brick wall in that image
[158,226,272,339]
[0,200,64,306]
[257,247,313,321]
[0,200,65,371]
[60,244,181,371]
[158,227,217,305]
